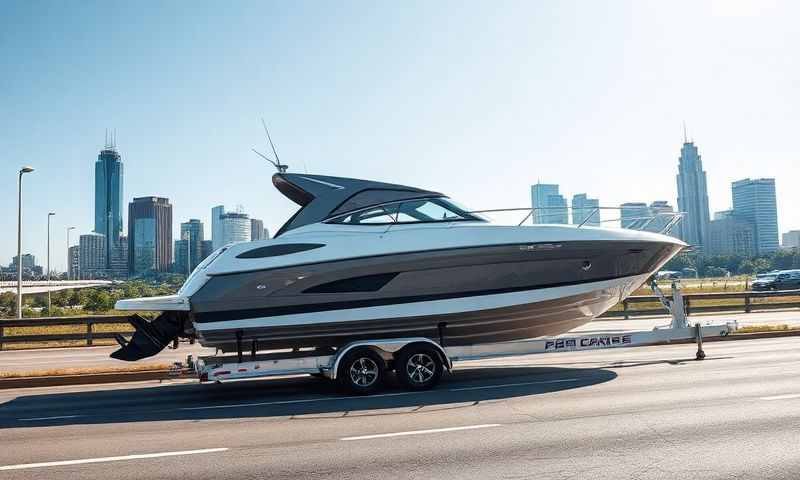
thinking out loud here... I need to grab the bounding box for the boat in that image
[111,172,686,361]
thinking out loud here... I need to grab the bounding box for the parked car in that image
[752,270,800,291]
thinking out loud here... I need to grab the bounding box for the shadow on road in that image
[0,365,616,429]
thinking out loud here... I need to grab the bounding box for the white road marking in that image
[18,415,83,422]
[179,391,422,411]
[449,378,581,391]
[341,423,502,441]
[760,393,800,401]
[0,448,229,471]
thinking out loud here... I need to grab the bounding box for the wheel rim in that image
[349,357,379,387]
[405,353,436,385]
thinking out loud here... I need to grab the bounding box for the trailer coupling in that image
[110,312,185,361]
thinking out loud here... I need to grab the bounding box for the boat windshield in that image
[326,197,484,225]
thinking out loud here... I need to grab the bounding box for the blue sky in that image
[2,0,798,272]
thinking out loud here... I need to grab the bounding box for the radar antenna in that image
[253,118,288,173]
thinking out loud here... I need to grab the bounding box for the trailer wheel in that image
[338,348,385,395]
[395,345,443,391]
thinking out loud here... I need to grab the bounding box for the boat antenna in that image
[253,118,288,173]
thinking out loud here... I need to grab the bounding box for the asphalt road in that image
[1,336,799,479]
[2,310,799,374]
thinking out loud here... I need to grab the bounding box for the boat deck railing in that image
[467,206,685,235]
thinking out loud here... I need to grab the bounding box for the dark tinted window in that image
[304,272,399,293]
[236,243,324,259]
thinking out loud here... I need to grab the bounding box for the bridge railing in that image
[601,289,800,319]
[1,289,800,350]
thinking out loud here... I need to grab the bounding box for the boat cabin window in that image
[326,198,480,225]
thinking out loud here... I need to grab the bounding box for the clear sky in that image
[2,0,798,272]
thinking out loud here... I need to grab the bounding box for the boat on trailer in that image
[111,171,709,393]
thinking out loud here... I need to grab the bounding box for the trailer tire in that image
[395,344,443,391]
[337,348,385,395]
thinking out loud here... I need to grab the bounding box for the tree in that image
[85,290,113,312]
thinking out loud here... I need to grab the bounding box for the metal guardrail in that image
[600,289,800,319]
[0,316,132,350]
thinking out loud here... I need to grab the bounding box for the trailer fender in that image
[329,338,449,381]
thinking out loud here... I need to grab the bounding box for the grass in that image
[735,324,796,334]
[0,363,171,379]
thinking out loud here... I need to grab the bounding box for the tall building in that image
[128,197,173,275]
[571,194,600,226]
[79,233,106,279]
[180,219,205,271]
[94,136,124,269]
[251,218,267,241]
[174,239,190,275]
[531,183,568,224]
[676,140,710,250]
[201,240,214,260]
[68,245,80,280]
[109,236,129,279]
[10,254,42,278]
[707,215,756,257]
[731,178,779,254]
[211,205,225,250]
[620,202,649,229]
[783,230,800,249]
[221,212,251,245]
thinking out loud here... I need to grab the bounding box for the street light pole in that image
[67,226,75,280]
[47,212,55,314]
[16,166,34,319]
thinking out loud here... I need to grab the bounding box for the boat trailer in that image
[181,280,735,394]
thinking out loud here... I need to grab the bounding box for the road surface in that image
[2,309,799,374]
[1,335,799,479]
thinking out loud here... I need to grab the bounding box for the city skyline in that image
[3,1,799,271]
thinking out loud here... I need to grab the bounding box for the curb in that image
[0,370,173,390]
[1,330,799,390]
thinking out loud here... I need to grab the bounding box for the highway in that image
[2,310,799,374]
[1,336,799,479]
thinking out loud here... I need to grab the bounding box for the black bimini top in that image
[272,173,444,236]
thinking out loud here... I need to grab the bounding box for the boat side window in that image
[327,198,476,225]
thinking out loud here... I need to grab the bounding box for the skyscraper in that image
[211,205,225,250]
[707,215,756,257]
[531,183,568,224]
[79,233,106,279]
[251,218,266,241]
[571,194,600,226]
[676,139,711,250]
[221,212,251,245]
[94,135,124,269]
[783,231,800,249]
[180,219,205,271]
[128,197,173,275]
[731,178,779,254]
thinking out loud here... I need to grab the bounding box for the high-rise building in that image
[731,178,779,255]
[201,240,214,260]
[221,212,251,245]
[707,215,756,257]
[571,194,600,226]
[128,197,173,275]
[783,230,800,249]
[68,245,80,280]
[109,236,129,279]
[174,239,189,275]
[211,205,225,250]
[251,218,267,241]
[79,233,106,279]
[531,183,568,224]
[676,140,711,250]
[94,136,124,269]
[11,254,36,271]
[180,219,205,272]
[620,202,649,229]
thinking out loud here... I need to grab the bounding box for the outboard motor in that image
[111,312,185,361]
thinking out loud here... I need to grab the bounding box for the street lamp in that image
[66,226,75,280]
[47,212,55,314]
[16,166,34,319]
